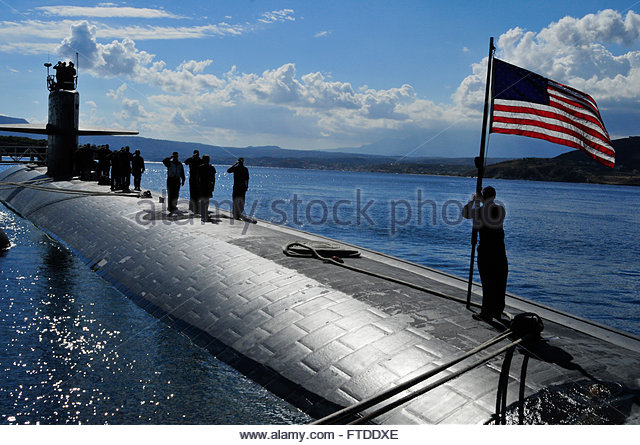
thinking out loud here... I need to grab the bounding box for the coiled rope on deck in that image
[284,241,481,308]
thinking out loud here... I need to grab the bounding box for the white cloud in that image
[454,9,640,111]
[0,9,296,54]
[314,31,331,38]
[56,21,225,94]
[9,8,637,149]
[42,19,461,147]
[119,96,149,121]
[36,6,183,19]
[258,9,295,24]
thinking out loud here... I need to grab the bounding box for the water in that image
[0,199,310,424]
[1,163,639,424]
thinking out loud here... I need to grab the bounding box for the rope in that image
[284,241,481,308]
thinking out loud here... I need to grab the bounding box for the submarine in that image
[1,63,640,424]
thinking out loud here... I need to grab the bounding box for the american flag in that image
[490,58,615,168]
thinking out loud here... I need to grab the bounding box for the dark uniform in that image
[109,149,120,190]
[131,150,145,191]
[197,155,216,221]
[463,186,508,320]
[121,147,133,192]
[227,158,249,220]
[184,150,202,213]
[97,145,111,180]
[163,153,185,213]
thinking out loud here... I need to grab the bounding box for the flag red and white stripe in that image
[490,59,615,168]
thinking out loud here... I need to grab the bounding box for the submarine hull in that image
[2,165,640,424]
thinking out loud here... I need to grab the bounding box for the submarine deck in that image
[1,165,639,424]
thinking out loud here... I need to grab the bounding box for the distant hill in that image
[77,135,382,163]
[77,135,487,173]
[329,131,574,159]
[3,112,637,185]
[0,115,29,125]
[2,133,495,175]
[474,137,640,185]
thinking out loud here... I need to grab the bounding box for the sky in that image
[1,0,639,157]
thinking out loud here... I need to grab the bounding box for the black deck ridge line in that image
[16,215,346,423]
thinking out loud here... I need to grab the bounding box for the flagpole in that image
[466,37,495,310]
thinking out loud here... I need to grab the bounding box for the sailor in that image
[131,149,145,191]
[184,150,202,213]
[53,61,66,89]
[97,144,111,184]
[226,157,249,220]
[113,147,126,191]
[197,155,216,222]
[163,152,185,214]
[108,148,120,190]
[121,146,133,192]
[65,62,76,89]
[73,144,92,180]
[52,61,75,90]
[463,186,508,321]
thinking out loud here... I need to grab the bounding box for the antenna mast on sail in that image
[75,52,79,89]
[466,37,495,309]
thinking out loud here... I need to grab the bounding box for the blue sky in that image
[1,1,639,156]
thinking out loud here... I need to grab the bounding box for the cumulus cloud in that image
[43,9,640,148]
[56,21,224,94]
[454,9,640,109]
[136,62,452,148]
[47,18,461,147]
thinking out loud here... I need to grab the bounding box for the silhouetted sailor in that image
[53,61,66,89]
[112,147,126,191]
[121,146,133,192]
[97,144,111,184]
[108,148,119,190]
[197,155,216,222]
[132,149,145,191]
[163,152,185,214]
[227,158,249,220]
[52,61,75,90]
[66,62,76,89]
[73,144,93,180]
[463,186,508,321]
[184,150,202,213]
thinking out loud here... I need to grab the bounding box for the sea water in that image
[1,163,639,424]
